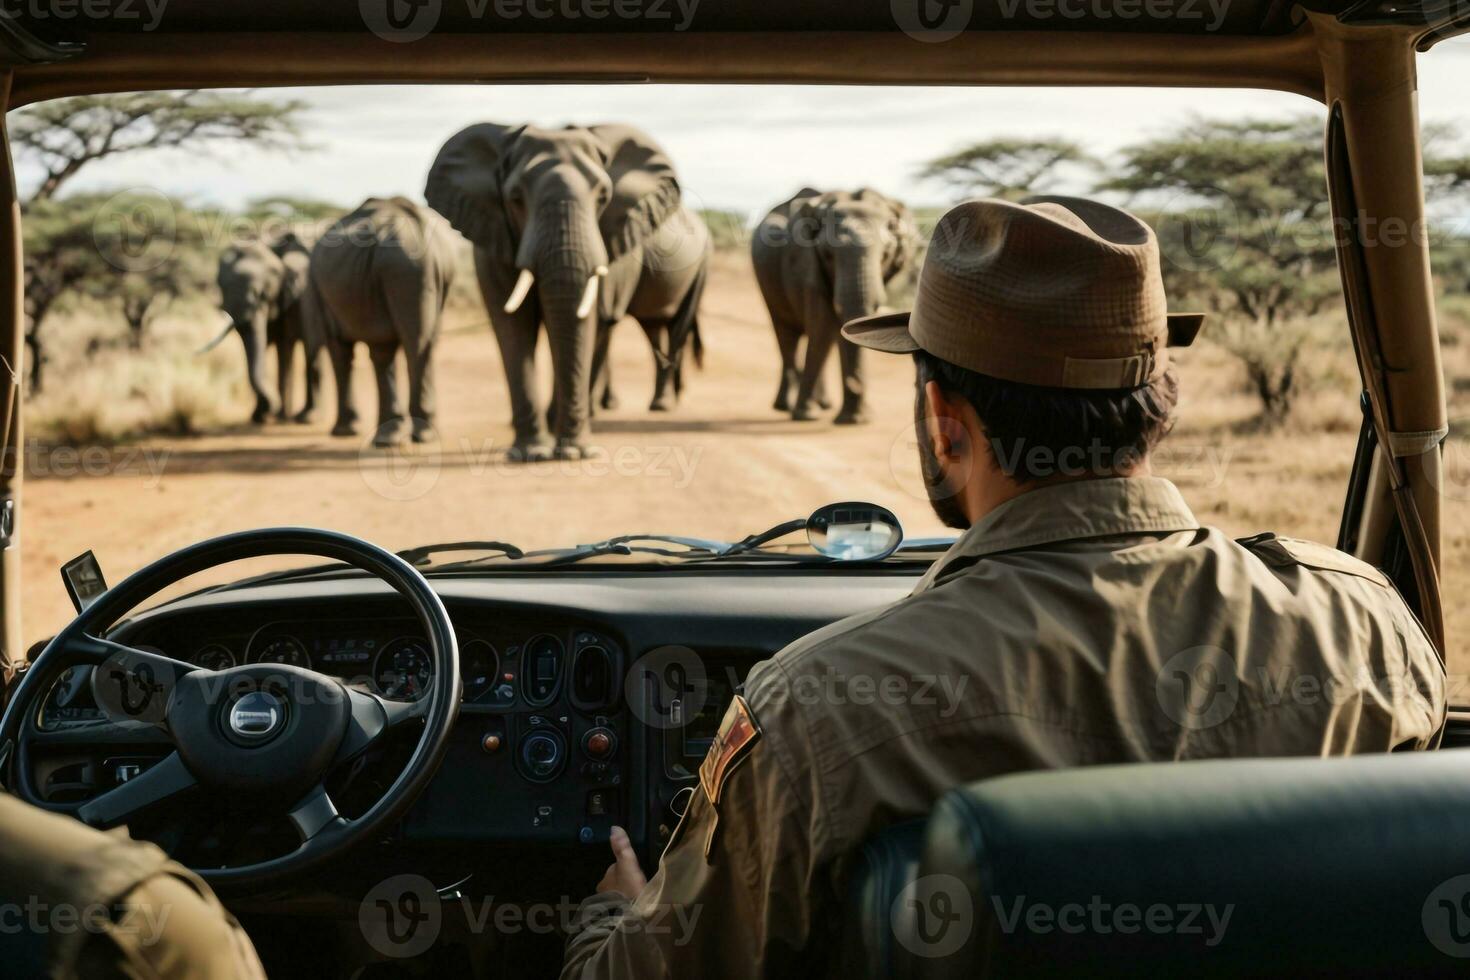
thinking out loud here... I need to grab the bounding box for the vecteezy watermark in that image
[891,0,1232,41]
[360,0,700,42]
[1155,646,1240,731]
[0,896,172,945]
[358,877,702,957]
[625,645,708,730]
[891,0,974,42]
[991,894,1234,946]
[92,187,178,274]
[757,665,972,718]
[893,874,975,958]
[0,0,169,30]
[994,0,1232,32]
[21,440,171,487]
[357,436,704,502]
[360,874,442,958]
[1156,646,1446,732]
[1424,874,1470,959]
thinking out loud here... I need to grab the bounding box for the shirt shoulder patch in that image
[699,694,762,808]
[1240,532,1391,589]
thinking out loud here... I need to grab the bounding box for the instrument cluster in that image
[179,619,506,704]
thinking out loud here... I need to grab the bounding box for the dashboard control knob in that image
[520,730,566,782]
[481,734,502,754]
[583,727,617,759]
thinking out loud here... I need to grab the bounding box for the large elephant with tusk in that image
[425,122,710,462]
[211,231,322,424]
[752,187,915,424]
[302,197,458,447]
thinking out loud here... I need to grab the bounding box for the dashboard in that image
[28,568,919,887]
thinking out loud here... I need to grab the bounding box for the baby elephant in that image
[212,231,318,425]
[752,188,915,424]
[303,197,457,447]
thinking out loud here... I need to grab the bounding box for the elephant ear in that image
[587,124,682,262]
[884,196,919,281]
[424,123,523,261]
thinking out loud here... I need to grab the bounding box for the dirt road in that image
[22,254,954,647]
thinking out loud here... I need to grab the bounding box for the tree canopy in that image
[915,137,1095,200]
[12,90,307,204]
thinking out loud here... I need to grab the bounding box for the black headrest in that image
[908,750,1470,978]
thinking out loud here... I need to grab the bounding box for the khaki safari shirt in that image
[0,792,265,979]
[562,476,1446,978]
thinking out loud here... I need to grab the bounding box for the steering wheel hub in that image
[225,689,287,744]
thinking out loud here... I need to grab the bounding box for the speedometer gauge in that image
[193,643,236,670]
[373,637,433,701]
[253,635,312,669]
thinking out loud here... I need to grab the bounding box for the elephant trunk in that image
[831,245,887,324]
[520,198,610,447]
[234,304,276,422]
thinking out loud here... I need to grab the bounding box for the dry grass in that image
[26,299,255,443]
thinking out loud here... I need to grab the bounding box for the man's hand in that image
[595,825,648,901]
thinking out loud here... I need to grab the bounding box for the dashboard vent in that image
[570,643,618,711]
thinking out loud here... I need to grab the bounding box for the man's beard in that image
[915,410,971,530]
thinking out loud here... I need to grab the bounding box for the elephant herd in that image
[212,122,917,461]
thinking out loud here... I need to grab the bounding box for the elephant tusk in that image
[503,268,535,314]
[575,266,609,321]
[196,313,235,355]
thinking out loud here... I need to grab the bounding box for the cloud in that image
[12,72,1467,216]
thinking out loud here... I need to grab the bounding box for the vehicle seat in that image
[844,749,1470,978]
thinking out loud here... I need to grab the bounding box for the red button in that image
[586,732,611,757]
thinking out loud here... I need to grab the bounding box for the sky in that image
[13,36,1470,219]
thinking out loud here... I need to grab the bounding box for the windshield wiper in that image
[396,540,525,566]
[534,534,729,567]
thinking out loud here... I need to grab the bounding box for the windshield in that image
[16,80,1470,680]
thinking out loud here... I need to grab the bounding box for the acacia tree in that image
[1104,116,1470,425]
[1100,118,1345,426]
[916,137,1096,201]
[13,90,307,390]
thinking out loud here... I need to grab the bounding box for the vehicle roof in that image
[1,0,1464,106]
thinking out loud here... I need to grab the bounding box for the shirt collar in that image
[913,476,1200,592]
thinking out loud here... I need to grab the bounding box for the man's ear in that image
[923,380,969,461]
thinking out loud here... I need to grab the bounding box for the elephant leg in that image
[298,340,325,424]
[405,338,438,444]
[590,320,618,413]
[477,251,551,462]
[369,342,406,447]
[273,325,296,422]
[793,299,840,422]
[284,305,322,424]
[305,287,358,436]
[326,337,358,436]
[770,314,802,412]
[644,320,677,412]
[382,261,443,444]
[832,336,869,425]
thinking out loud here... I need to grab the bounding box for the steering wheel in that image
[0,528,460,894]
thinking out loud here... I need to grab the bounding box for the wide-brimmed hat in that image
[842,196,1204,389]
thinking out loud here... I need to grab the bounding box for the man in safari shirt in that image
[561,196,1447,977]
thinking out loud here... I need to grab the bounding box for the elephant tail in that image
[668,261,708,372]
[690,317,704,370]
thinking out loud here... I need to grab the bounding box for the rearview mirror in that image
[806,502,903,561]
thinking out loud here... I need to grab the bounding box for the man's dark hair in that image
[913,349,1178,483]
